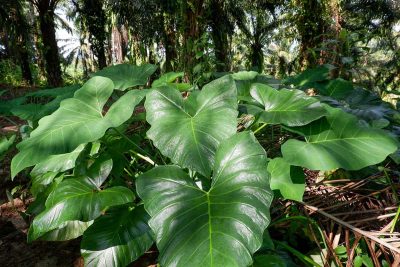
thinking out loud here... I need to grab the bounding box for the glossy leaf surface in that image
[28,174,134,241]
[30,144,85,176]
[317,78,353,99]
[11,77,147,177]
[40,220,93,241]
[93,63,157,90]
[282,107,398,170]
[137,132,272,267]
[145,75,238,176]
[81,205,153,267]
[247,83,326,126]
[267,158,305,201]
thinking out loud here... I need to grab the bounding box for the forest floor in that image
[0,109,85,266]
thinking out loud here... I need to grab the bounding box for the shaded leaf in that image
[317,78,353,99]
[267,158,305,201]
[28,175,134,241]
[247,84,326,126]
[282,107,398,170]
[30,144,85,176]
[93,63,157,90]
[81,205,153,267]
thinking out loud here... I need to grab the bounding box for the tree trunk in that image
[18,44,33,85]
[181,0,204,81]
[120,25,128,60]
[163,13,177,72]
[296,0,327,69]
[83,0,107,70]
[330,0,342,78]
[38,6,63,87]
[209,0,230,72]
[112,26,122,64]
[250,38,263,73]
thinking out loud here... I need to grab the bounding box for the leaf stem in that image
[381,167,399,233]
[382,168,398,203]
[3,116,18,126]
[114,128,156,165]
[253,123,268,134]
[390,204,400,233]
[273,240,322,267]
[130,149,156,166]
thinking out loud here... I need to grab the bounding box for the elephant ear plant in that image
[10,64,399,266]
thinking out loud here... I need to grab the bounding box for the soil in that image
[0,198,83,267]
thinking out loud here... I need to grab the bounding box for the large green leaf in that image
[26,85,80,98]
[81,205,153,267]
[137,132,272,267]
[232,71,280,100]
[30,144,85,176]
[40,220,93,241]
[152,71,191,91]
[145,75,238,176]
[284,66,330,87]
[28,168,134,241]
[12,85,81,122]
[93,63,157,90]
[267,158,305,202]
[247,84,326,126]
[282,107,398,170]
[30,172,59,197]
[11,77,147,178]
[317,78,353,99]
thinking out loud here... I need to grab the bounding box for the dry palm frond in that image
[301,171,400,265]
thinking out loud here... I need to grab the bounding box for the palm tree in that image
[28,0,63,87]
[0,0,33,84]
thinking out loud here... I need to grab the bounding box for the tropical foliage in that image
[2,64,398,266]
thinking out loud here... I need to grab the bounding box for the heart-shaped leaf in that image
[28,174,134,241]
[137,132,272,266]
[11,77,147,178]
[282,107,398,170]
[81,205,153,267]
[93,63,157,90]
[247,84,326,126]
[145,75,238,176]
[267,158,305,202]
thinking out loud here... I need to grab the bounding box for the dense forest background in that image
[1,0,400,92]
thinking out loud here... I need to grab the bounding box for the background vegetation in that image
[1,0,400,267]
[0,0,399,91]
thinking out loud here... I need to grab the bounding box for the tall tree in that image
[81,0,107,69]
[206,0,234,72]
[228,0,281,73]
[29,0,63,87]
[292,0,329,68]
[160,1,179,72]
[180,0,205,80]
[0,0,33,84]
